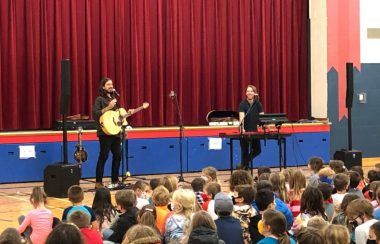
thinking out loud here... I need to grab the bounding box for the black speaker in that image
[346,63,354,108]
[333,150,362,170]
[60,59,71,115]
[44,163,80,198]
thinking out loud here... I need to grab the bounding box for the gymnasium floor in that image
[0,167,313,232]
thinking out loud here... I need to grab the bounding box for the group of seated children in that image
[4,162,380,244]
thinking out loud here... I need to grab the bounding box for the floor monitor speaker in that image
[333,150,362,170]
[44,163,80,198]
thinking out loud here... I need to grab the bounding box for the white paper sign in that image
[208,137,222,150]
[19,145,36,159]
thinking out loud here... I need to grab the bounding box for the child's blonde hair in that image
[172,188,196,218]
[307,216,328,229]
[281,168,294,183]
[30,186,47,207]
[269,172,288,202]
[323,224,350,244]
[289,170,306,200]
[123,224,161,244]
[166,176,178,191]
[159,176,178,193]
[152,185,170,206]
[202,166,219,183]
[318,167,335,177]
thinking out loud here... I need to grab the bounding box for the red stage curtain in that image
[0,0,308,130]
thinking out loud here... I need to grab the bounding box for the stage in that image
[0,123,330,183]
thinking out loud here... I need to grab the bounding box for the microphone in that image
[112,89,120,97]
[169,90,176,99]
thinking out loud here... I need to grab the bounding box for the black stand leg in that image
[171,93,190,184]
[121,127,126,182]
[250,158,253,175]
[178,124,185,183]
[277,135,287,171]
[230,138,233,174]
[283,137,287,169]
[109,126,146,190]
[120,126,146,183]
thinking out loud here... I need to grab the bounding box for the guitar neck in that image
[78,127,83,147]
[126,105,145,117]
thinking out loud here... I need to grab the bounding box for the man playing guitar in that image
[92,77,134,189]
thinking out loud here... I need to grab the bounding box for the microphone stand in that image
[239,101,255,173]
[114,94,145,190]
[116,125,145,190]
[239,102,254,134]
[171,93,189,183]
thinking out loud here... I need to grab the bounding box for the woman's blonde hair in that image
[122,224,161,244]
[323,224,350,244]
[172,188,196,218]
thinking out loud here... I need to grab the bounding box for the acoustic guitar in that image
[100,102,149,135]
[74,126,88,163]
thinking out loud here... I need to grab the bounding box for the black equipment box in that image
[44,163,80,198]
[206,110,239,126]
[53,120,96,130]
[333,150,362,169]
